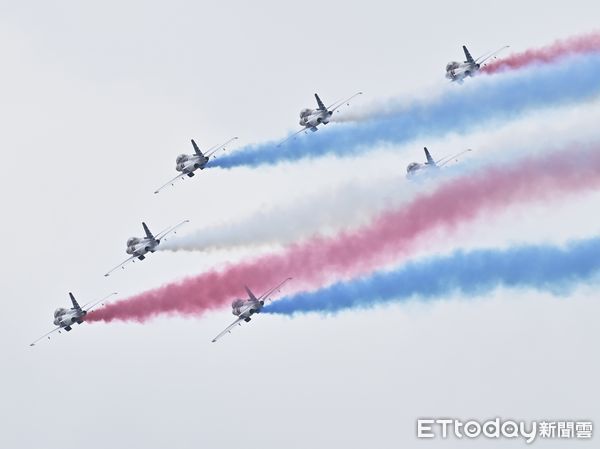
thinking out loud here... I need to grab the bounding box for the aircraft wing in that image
[154,172,188,194]
[30,326,63,347]
[475,46,510,64]
[326,92,363,113]
[212,316,245,342]
[80,292,118,311]
[104,255,137,277]
[277,127,309,147]
[435,149,473,167]
[258,277,292,301]
[205,137,239,158]
[155,219,190,241]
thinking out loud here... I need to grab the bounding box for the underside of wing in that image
[30,326,62,346]
[212,317,245,342]
[154,219,190,241]
[258,277,293,301]
[80,292,118,311]
[205,137,239,158]
[104,255,136,277]
[154,173,188,194]
[277,127,309,147]
[326,92,363,113]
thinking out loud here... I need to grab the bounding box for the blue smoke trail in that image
[264,237,600,315]
[212,53,600,169]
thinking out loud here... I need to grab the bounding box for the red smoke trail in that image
[87,144,600,324]
[483,31,600,74]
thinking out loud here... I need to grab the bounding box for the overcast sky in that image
[0,1,598,448]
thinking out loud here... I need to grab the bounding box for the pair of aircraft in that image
[30,278,292,346]
[154,91,363,193]
[30,221,191,345]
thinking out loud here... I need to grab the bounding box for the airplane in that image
[445,45,509,83]
[154,137,238,193]
[406,147,472,178]
[30,292,117,346]
[212,277,292,342]
[104,220,189,276]
[278,92,363,145]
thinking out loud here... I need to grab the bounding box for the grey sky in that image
[0,1,598,448]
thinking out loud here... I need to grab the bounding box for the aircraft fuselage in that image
[445,61,480,83]
[53,308,86,329]
[232,299,263,320]
[299,108,332,130]
[125,237,159,259]
[175,153,209,175]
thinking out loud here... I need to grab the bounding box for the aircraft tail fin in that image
[244,285,258,301]
[191,139,204,157]
[142,222,155,240]
[69,292,82,310]
[463,45,475,64]
[314,93,327,111]
[424,147,435,165]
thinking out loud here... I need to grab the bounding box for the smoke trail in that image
[264,236,600,315]
[161,171,440,252]
[86,144,600,324]
[210,53,600,169]
[163,102,600,253]
[483,31,600,74]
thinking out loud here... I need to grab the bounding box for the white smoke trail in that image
[162,99,600,253]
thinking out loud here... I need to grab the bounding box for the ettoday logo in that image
[416,418,593,444]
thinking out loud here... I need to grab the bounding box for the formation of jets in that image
[31,45,497,346]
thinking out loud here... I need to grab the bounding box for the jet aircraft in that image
[104,220,189,276]
[155,137,238,193]
[30,292,117,346]
[279,92,362,145]
[445,45,509,83]
[406,147,472,178]
[212,277,292,342]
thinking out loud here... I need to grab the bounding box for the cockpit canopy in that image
[54,307,67,317]
[406,162,420,173]
[176,154,188,164]
[446,61,459,71]
[126,237,140,247]
[299,108,312,118]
